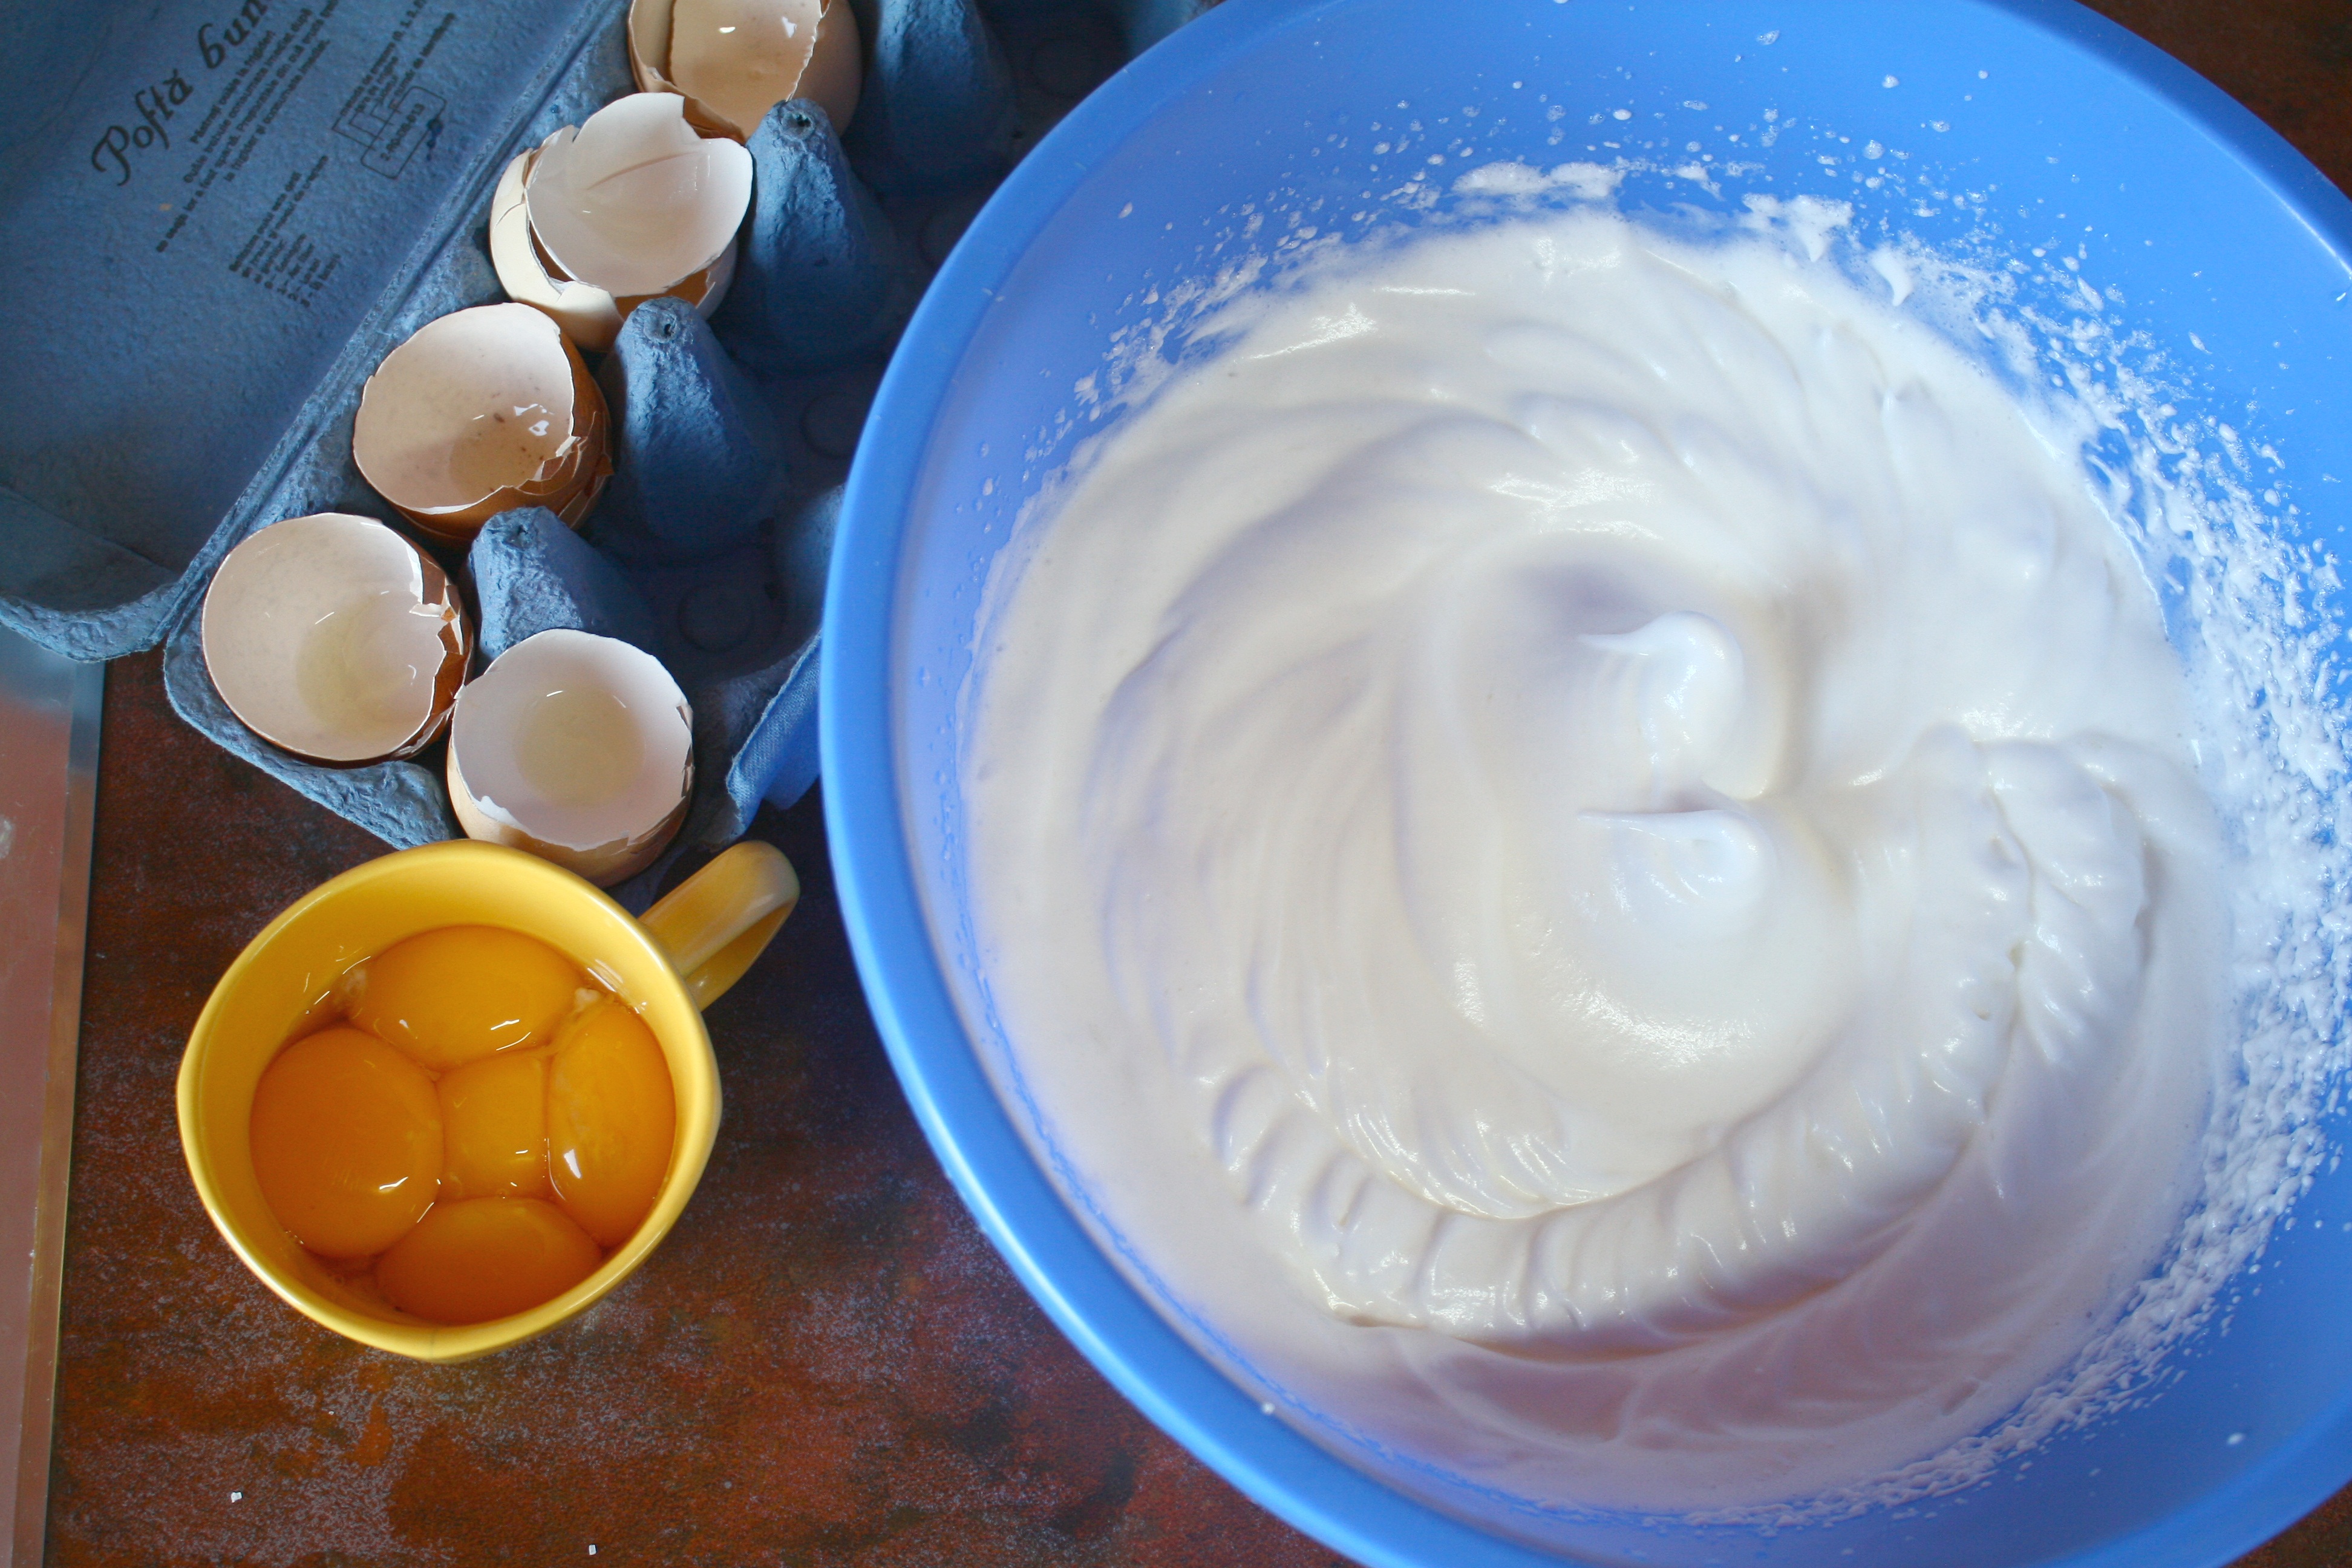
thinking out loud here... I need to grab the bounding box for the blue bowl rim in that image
[819,2,2352,1564]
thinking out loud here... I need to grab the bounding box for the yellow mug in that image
[176,837,798,1362]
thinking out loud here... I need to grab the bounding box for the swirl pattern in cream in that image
[961,210,2221,1509]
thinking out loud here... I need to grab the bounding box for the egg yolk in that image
[250,1026,443,1258]
[374,1197,603,1324]
[249,927,688,1323]
[348,926,581,1071]
[546,999,677,1246]
[438,1049,551,1200]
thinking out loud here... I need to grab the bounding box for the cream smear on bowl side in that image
[955,206,2341,1519]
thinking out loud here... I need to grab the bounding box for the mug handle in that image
[640,841,801,1010]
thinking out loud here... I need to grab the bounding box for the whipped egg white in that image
[959,210,2224,1511]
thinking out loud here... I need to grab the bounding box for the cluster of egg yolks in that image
[247,924,678,1325]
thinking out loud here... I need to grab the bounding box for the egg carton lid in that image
[0,0,621,662]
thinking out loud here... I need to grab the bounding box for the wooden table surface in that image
[37,4,2352,1564]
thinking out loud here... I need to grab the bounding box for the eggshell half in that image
[446,629,694,886]
[524,94,754,301]
[490,141,739,352]
[353,303,612,544]
[629,0,861,142]
[201,513,472,765]
[490,146,624,351]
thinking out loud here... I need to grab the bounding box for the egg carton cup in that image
[2,0,1219,904]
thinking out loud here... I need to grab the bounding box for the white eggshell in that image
[201,513,471,765]
[524,94,754,299]
[447,629,694,886]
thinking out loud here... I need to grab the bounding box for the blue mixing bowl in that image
[822,1,2352,1563]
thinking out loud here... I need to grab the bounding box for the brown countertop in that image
[47,650,1346,1567]
[38,4,2352,1563]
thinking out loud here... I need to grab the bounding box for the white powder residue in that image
[1452,159,1623,201]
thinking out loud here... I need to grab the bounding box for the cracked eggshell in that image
[446,629,694,887]
[201,513,471,765]
[491,140,737,352]
[629,0,861,142]
[353,303,612,546]
[491,145,624,351]
[524,94,754,303]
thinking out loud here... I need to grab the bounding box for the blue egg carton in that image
[0,0,1212,905]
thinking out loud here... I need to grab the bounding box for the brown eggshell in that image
[446,629,694,887]
[201,513,472,765]
[354,304,611,546]
[489,145,626,351]
[491,140,740,351]
[522,94,753,301]
[628,0,860,142]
